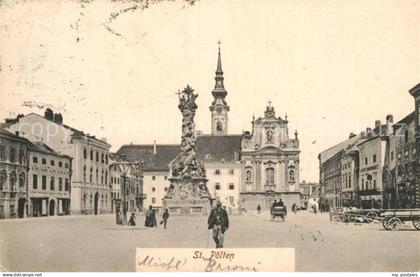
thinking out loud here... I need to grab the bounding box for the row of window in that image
[244,168,296,184]
[83,148,109,164]
[81,193,108,209]
[342,175,352,189]
[214,183,235,190]
[0,171,25,191]
[214,169,235,175]
[0,145,26,165]
[32,156,69,168]
[364,154,377,166]
[360,178,377,191]
[151,175,168,180]
[82,165,108,186]
[32,174,70,191]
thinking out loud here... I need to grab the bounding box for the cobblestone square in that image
[0,211,418,272]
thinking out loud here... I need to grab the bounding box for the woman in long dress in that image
[145,205,153,227]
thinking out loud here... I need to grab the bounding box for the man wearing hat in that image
[207,200,229,248]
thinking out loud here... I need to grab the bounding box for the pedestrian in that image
[145,205,153,227]
[257,204,261,214]
[207,200,229,248]
[117,209,123,225]
[271,200,278,217]
[161,209,170,229]
[312,205,317,214]
[128,212,136,226]
[152,209,158,228]
[292,203,296,213]
[278,198,284,207]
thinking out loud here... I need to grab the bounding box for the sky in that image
[0,0,419,182]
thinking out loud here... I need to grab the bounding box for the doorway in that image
[18,198,26,218]
[94,192,99,215]
[49,199,55,216]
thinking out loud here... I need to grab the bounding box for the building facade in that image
[383,84,420,208]
[27,142,72,217]
[109,159,144,213]
[0,130,29,219]
[357,125,388,209]
[196,135,242,213]
[299,181,320,209]
[319,134,360,210]
[117,143,179,212]
[240,105,301,211]
[340,146,360,207]
[5,110,112,215]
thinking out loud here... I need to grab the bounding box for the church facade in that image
[239,105,301,211]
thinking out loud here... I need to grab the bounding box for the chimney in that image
[153,140,157,154]
[349,132,356,139]
[375,120,381,128]
[366,127,372,136]
[361,131,366,138]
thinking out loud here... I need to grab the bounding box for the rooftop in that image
[116,144,180,171]
[196,134,242,163]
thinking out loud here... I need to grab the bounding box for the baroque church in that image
[117,43,301,213]
[198,43,301,211]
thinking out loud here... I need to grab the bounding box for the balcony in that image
[264,184,276,192]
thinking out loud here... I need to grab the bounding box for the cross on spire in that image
[268,101,272,107]
[175,89,182,99]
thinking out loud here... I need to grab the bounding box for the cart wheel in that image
[382,217,391,230]
[412,218,420,230]
[387,217,402,231]
[339,214,345,222]
[366,211,378,223]
[348,215,356,223]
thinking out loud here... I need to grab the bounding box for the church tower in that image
[210,41,230,135]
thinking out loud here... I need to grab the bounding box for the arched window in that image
[10,171,16,191]
[89,193,93,206]
[216,121,223,131]
[101,169,104,185]
[89,167,93,183]
[105,170,108,186]
[96,168,99,184]
[265,168,274,186]
[245,169,252,182]
[83,148,87,159]
[19,172,25,188]
[83,165,87,183]
[289,170,295,181]
[0,170,6,191]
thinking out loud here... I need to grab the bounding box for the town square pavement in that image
[0,211,418,272]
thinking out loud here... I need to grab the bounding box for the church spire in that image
[216,40,223,75]
[212,40,227,98]
[210,40,229,135]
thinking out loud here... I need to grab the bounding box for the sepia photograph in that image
[0,0,419,274]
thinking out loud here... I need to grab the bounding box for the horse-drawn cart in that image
[381,209,420,231]
[271,206,287,221]
[330,208,381,223]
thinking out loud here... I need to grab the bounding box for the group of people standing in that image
[145,206,170,229]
